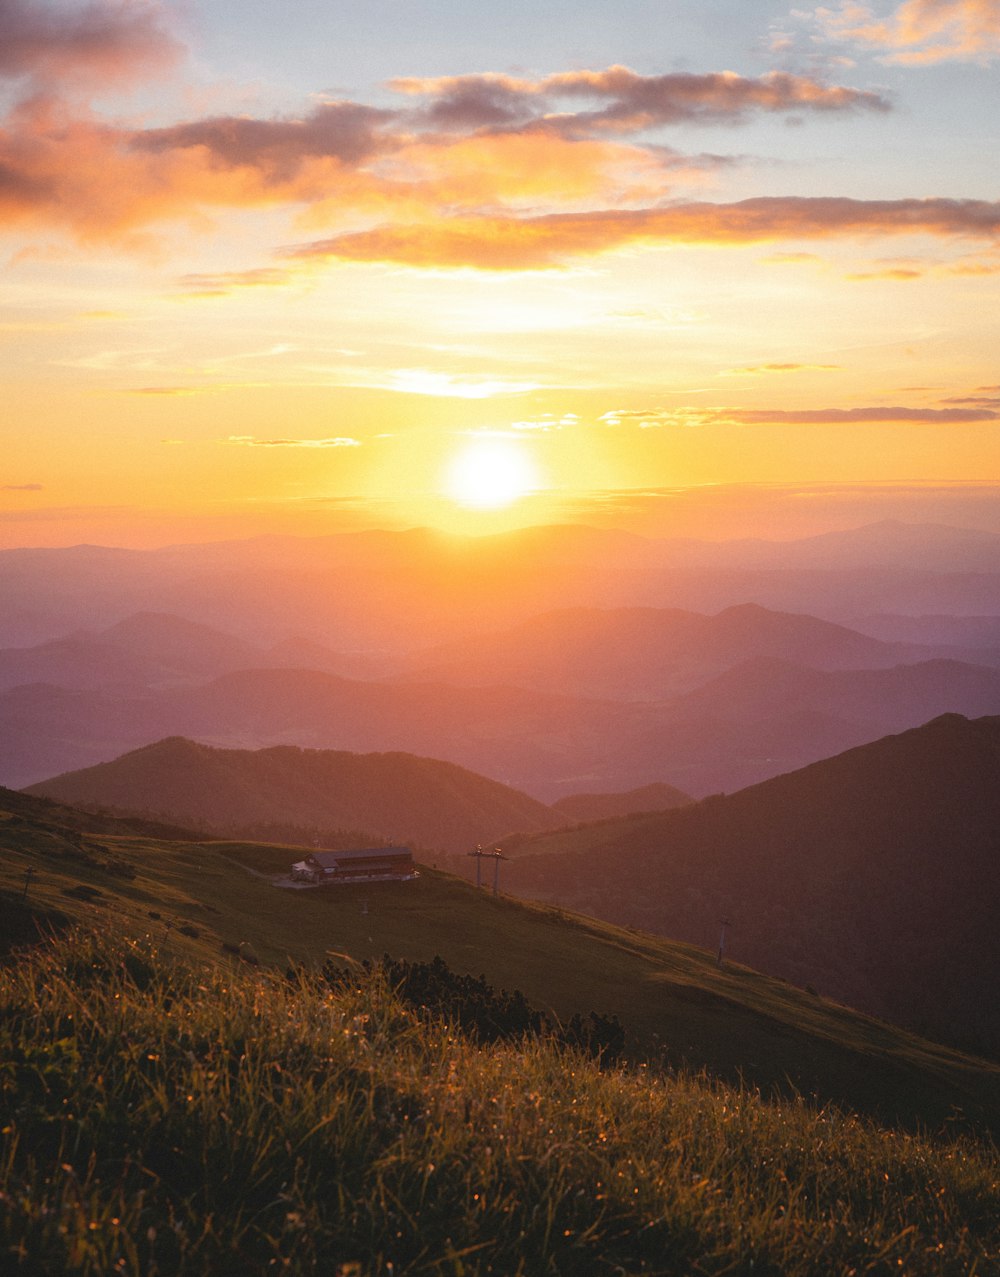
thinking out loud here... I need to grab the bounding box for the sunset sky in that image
[2,0,999,546]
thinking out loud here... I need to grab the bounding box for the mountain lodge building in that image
[290,846,417,885]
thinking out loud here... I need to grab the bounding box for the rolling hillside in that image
[25,738,563,854]
[3,782,1000,1137]
[500,714,1000,1058]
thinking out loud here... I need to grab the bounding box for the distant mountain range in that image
[3,604,1000,796]
[25,737,564,855]
[2,521,999,650]
[3,520,1000,804]
[501,714,1000,1057]
[0,612,387,693]
[400,601,978,701]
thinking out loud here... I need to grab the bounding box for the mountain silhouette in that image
[506,714,1000,1056]
[403,603,945,700]
[552,783,693,822]
[26,736,562,854]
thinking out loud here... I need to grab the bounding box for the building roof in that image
[310,846,412,869]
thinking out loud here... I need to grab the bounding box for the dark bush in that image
[320,953,625,1061]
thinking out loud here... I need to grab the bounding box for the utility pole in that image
[489,847,506,897]
[717,917,731,966]
[468,844,484,888]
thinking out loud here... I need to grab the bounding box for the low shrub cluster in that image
[1,928,998,1275]
[319,954,626,1061]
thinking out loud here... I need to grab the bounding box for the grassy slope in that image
[3,928,999,1276]
[3,788,1000,1139]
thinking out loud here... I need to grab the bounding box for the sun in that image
[443,437,541,510]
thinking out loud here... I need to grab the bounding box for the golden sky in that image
[2,0,999,545]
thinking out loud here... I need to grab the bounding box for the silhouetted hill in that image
[0,666,647,793]
[26,738,562,853]
[851,612,1000,650]
[404,603,939,700]
[0,612,391,693]
[96,612,261,677]
[679,520,1000,573]
[552,783,693,822]
[0,636,166,693]
[505,715,1000,1057]
[0,611,260,692]
[670,656,1000,731]
[0,781,201,842]
[631,655,1000,792]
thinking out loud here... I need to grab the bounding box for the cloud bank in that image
[0,13,894,249]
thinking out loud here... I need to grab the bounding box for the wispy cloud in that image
[284,197,1000,271]
[942,394,1000,407]
[846,265,926,280]
[1,482,43,491]
[380,369,540,398]
[510,413,580,431]
[129,385,205,396]
[814,0,1000,65]
[724,362,842,375]
[176,268,299,297]
[227,435,361,448]
[728,404,998,423]
[600,402,998,426]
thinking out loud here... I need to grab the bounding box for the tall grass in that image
[1,927,998,1275]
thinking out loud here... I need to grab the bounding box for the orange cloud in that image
[725,362,842,375]
[176,267,297,297]
[227,435,361,448]
[285,197,1000,271]
[846,266,926,279]
[0,58,892,242]
[127,386,205,396]
[816,1,1000,64]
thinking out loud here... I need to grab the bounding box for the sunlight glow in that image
[443,437,542,509]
